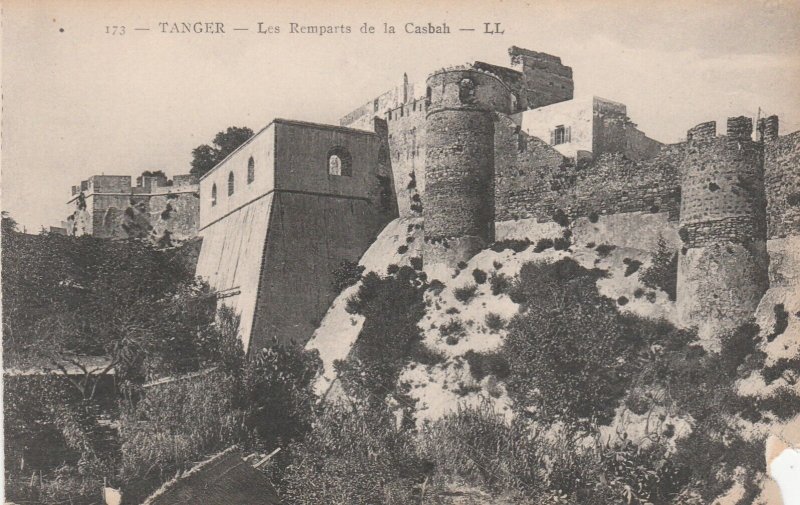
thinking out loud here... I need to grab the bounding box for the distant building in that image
[520,95,662,162]
[65,173,199,244]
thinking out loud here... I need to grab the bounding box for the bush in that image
[553,236,571,251]
[533,238,554,252]
[623,258,643,277]
[588,211,599,223]
[339,267,427,401]
[439,319,465,337]
[282,400,428,505]
[633,288,645,298]
[595,244,616,257]
[490,239,531,253]
[489,272,511,296]
[331,260,365,293]
[417,402,543,495]
[464,350,510,382]
[485,312,506,332]
[492,261,503,270]
[617,296,629,306]
[501,258,667,424]
[767,303,790,342]
[457,261,468,270]
[472,268,488,284]
[445,306,460,315]
[552,208,570,227]
[640,237,678,301]
[427,279,445,294]
[409,256,423,271]
[397,244,408,254]
[454,284,478,303]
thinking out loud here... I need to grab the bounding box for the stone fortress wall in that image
[338,45,799,339]
[676,118,770,335]
[422,66,511,267]
[65,45,799,349]
[195,118,395,351]
[65,173,199,244]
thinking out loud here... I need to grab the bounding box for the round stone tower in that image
[423,66,512,273]
[677,117,769,342]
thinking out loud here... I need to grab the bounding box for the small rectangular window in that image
[552,125,571,145]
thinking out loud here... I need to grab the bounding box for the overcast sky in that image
[3,0,799,231]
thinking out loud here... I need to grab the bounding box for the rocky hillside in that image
[306,213,800,504]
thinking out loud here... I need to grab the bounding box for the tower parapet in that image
[677,117,769,340]
[423,67,511,271]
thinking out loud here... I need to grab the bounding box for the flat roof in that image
[198,118,379,182]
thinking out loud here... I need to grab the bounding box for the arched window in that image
[247,157,255,184]
[211,184,217,206]
[228,171,235,196]
[327,147,352,177]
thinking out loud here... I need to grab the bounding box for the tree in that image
[190,126,254,178]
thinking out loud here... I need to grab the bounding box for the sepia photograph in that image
[2,0,800,503]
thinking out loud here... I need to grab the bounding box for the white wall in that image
[520,96,595,158]
[199,124,276,229]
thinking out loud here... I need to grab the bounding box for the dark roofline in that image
[198,118,379,182]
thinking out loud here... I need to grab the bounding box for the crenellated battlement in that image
[677,116,770,336]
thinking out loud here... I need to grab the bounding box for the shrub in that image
[464,350,510,382]
[533,238,554,252]
[640,237,678,301]
[552,208,570,227]
[445,306,460,315]
[331,260,365,293]
[489,272,511,296]
[490,239,531,253]
[397,244,408,254]
[595,244,616,257]
[282,400,428,505]
[417,402,543,495]
[553,236,571,251]
[472,268,487,284]
[767,303,790,342]
[588,211,599,223]
[763,356,800,383]
[457,261,468,270]
[427,279,445,294]
[485,312,506,332]
[633,288,645,298]
[409,256,423,271]
[501,258,663,424]
[407,171,417,189]
[445,335,460,346]
[453,284,478,303]
[586,242,596,248]
[439,319,465,337]
[617,296,629,306]
[623,258,643,276]
[340,267,427,401]
[492,261,503,270]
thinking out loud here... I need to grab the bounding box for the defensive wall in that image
[65,174,199,243]
[195,118,395,351]
[763,119,800,286]
[676,118,770,336]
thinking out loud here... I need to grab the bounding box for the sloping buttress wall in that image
[249,191,386,350]
[195,195,274,352]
